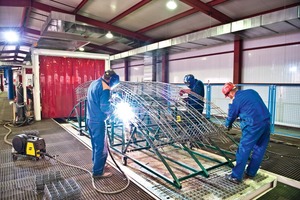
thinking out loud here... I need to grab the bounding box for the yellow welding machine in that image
[12,134,46,159]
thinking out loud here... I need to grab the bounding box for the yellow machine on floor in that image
[12,133,46,160]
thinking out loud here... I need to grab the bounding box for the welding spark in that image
[114,102,135,122]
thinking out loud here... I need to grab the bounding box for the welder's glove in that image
[225,125,232,132]
[179,89,191,96]
[221,124,232,133]
[179,89,185,96]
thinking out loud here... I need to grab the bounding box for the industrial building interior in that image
[0,0,300,200]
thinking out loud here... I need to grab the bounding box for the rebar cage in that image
[68,81,240,188]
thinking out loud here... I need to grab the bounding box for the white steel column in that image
[32,53,41,121]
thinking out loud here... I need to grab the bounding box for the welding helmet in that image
[104,69,120,89]
[222,82,236,97]
[184,74,195,87]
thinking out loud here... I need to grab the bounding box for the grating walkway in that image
[1,92,298,199]
[0,121,157,200]
[0,120,156,200]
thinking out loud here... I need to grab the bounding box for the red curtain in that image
[39,56,105,118]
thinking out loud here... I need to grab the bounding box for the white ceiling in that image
[0,0,299,65]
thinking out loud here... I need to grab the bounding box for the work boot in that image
[93,172,112,179]
[225,174,241,184]
[244,173,254,180]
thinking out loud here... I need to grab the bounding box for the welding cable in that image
[44,151,131,194]
[3,122,13,146]
[2,120,130,194]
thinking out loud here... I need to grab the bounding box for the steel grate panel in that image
[0,121,156,200]
[0,94,289,199]
[149,167,270,200]
[0,176,37,200]
[206,131,300,182]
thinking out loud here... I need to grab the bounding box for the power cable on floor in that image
[2,122,131,195]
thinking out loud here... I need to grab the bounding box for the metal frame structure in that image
[67,81,239,188]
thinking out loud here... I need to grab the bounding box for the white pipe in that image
[105,59,110,71]
[21,68,27,102]
[32,53,42,121]
[32,48,110,60]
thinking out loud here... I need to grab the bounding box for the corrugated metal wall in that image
[243,33,300,83]
[39,56,105,118]
[111,31,300,129]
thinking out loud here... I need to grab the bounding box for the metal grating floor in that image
[1,93,298,199]
[0,120,156,200]
[210,131,300,182]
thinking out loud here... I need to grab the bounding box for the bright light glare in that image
[289,66,297,72]
[114,102,134,122]
[4,31,19,43]
[106,31,114,39]
[166,0,177,10]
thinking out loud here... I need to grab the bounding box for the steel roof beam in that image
[72,0,88,14]
[137,8,198,34]
[107,0,152,24]
[0,56,24,59]
[86,43,121,54]
[180,0,232,23]
[207,0,231,7]
[0,50,29,54]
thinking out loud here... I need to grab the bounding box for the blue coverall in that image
[86,78,111,176]
[225,89,270,181]
[188,79,205,114]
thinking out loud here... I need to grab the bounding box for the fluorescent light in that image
[3,31,19,43]
[166,0,177,10]
[106,31,113,39]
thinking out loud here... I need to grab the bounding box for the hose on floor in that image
[2,120,130,194]
[44,152,130,194]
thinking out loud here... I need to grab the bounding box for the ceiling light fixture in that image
[79,47,85,51]
[3,31,19,43]
[166,0,177,10]
[106,31,114,39]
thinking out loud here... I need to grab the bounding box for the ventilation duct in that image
[110,6,300,60]
[40,11,143,51]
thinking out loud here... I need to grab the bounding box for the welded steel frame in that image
[67,81,239,189]
[107,117,236,189]
[106,81,238,188]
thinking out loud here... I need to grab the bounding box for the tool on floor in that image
[3,124,130,195]
[11,131,46,161]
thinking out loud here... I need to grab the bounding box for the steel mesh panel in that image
[0,120,156,200]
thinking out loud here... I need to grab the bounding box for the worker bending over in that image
[222,82,270,184]
[180,74,205,114]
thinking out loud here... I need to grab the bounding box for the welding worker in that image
[179,74,205,114]
[86,69,120,179]
[222,82,270,184]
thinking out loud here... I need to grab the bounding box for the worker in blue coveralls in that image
[179,74,205,114]
[86,69,120,179]
[222,82,270,184]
